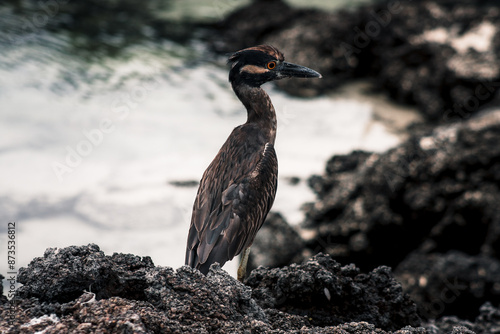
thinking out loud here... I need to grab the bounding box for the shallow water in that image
[0,0,410,278]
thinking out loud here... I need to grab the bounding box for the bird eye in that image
[267,61,276,70]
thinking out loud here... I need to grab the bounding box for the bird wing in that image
[185,134,278,274]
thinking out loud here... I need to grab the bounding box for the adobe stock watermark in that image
[5,221,19,326]
[52,74,163,182]
[276,105,297,131]
[443,79,500,122]
[382,148,426,193]
[6,0,68,44]
[212,0,239,20]
[419,276,467,319]
[341,0,408,66]
[383,78,500,191]
[312,234,336,255]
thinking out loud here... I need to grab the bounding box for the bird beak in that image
[279,62,322,79]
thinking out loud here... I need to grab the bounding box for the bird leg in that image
[237,247,251,282]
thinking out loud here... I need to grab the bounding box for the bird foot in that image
[237,247,251,282]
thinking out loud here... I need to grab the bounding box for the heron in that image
[185,45,321,281]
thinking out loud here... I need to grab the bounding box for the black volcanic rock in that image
[395,251,500,320]
[16,244,154,303]
[2,244,499,333]
[212,0,500,120]
[246,253,421,331]
[301,108,500,319]
[303,108,500,269]
[426,302,500,334]
[247,212,305,273]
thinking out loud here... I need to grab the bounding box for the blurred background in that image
[1,0,500,320]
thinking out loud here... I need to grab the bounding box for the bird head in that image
[228,45,321,87]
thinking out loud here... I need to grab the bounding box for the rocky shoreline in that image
[0,244,497,333]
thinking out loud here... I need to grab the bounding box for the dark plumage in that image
[185,45,321,280]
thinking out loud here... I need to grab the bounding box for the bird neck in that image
[232,83,277,144]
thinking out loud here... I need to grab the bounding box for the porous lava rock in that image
[246,253,421,331]
[301,108,500,319]
[2,244,499,333]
